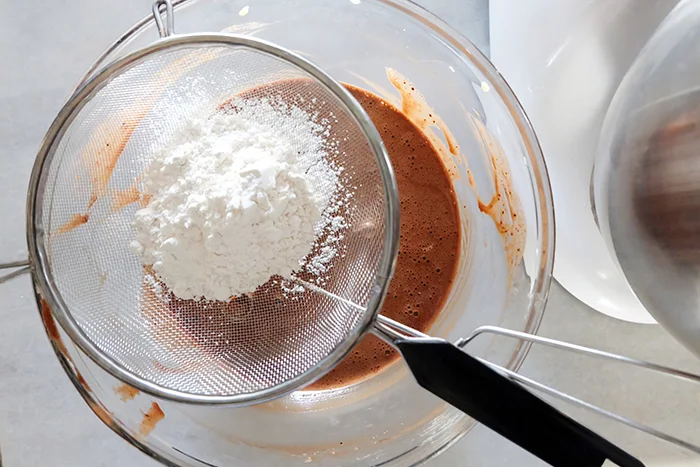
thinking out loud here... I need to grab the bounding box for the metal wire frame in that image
[376,315,700,455]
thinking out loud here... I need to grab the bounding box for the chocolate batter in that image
[139,82,461,391]
[307,85,461,390]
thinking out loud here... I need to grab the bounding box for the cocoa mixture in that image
[307,85,461,389]
[140,82,461,391]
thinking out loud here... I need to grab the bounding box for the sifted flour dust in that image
[131,98,342,301]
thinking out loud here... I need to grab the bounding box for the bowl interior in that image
[45,0,554,465]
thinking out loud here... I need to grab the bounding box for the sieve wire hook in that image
[0,260,30,284]
[153,0,175,38]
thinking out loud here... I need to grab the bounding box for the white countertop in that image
[1,0,699,465]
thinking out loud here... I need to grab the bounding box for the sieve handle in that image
[395,338,644,467]
[0,260,30,284]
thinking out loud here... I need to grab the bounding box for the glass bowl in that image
[35,0,554,465]
[594,0,700,356]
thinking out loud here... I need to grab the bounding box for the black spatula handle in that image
[396,339,644,467]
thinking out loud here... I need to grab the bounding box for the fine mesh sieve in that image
[27,0,399,404]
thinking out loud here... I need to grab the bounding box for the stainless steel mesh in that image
[31,36,396,403]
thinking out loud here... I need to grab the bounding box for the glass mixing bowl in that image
[594,0,700,357]
[35,0,554,465]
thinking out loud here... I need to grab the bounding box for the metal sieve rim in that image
[26,32,400,405]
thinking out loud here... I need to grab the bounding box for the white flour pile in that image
[131,99,343,301]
